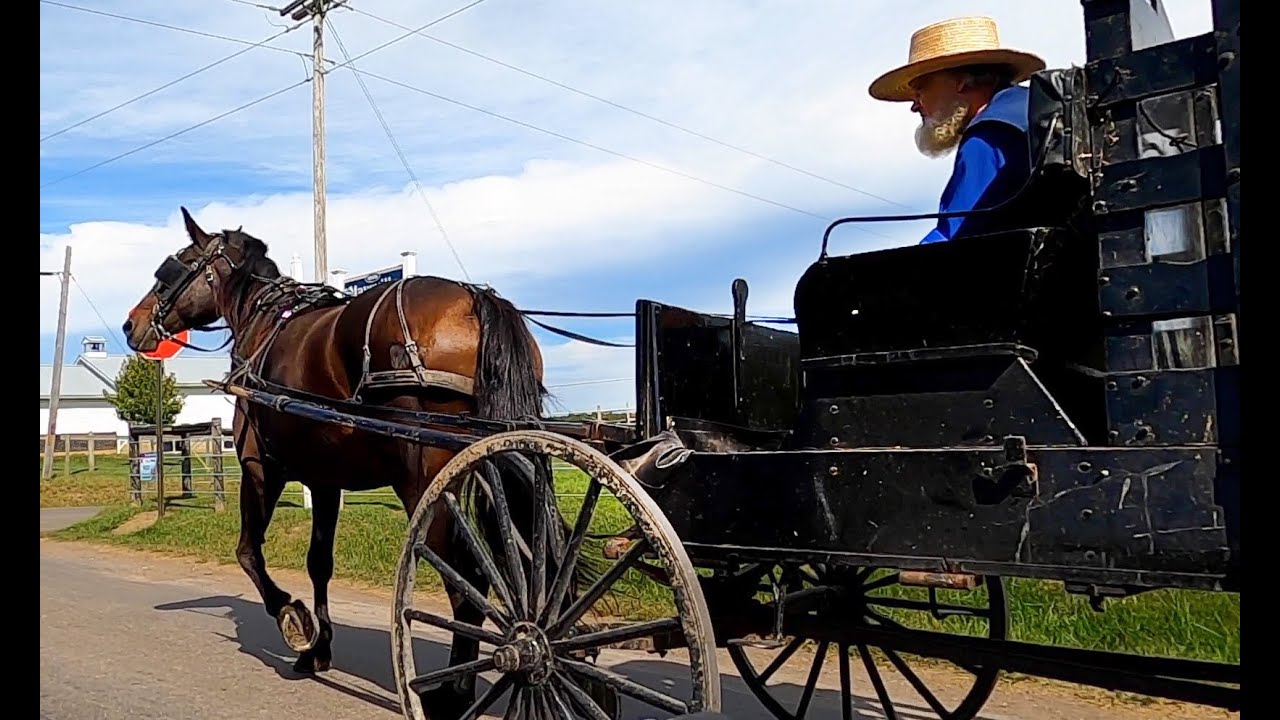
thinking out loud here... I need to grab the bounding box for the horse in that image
[121,207,596,718]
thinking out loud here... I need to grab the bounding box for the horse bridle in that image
[148,231,239,353]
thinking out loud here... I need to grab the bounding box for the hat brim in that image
[868,48,1046,102]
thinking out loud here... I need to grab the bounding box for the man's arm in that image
[920,128,1008,244]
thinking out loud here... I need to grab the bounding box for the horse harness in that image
[149,231,476,405]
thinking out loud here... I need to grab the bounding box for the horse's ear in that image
[180,206,211,247]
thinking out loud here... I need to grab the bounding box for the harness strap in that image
[393,279,433,385]
[348,278,476,403]
[351,281,399,403]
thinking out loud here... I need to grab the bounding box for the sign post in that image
[140,330,188,519]
[155,358,165,518]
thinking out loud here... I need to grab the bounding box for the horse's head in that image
[122,206,276,352]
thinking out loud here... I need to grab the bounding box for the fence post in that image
[128,435,141,506]
[211,419,225,512]
[62,435,70,476]
[180,435,193,497]
[87,432,96,472]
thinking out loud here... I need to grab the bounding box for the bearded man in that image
[868,17,1047,243]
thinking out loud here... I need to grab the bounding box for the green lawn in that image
[43,457,1239,665]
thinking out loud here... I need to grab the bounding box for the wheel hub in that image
[494,622,553,684]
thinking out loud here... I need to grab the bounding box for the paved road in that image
[40,506,104,534]
[39,536,1233,720]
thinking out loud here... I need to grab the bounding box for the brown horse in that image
[121,207,590,718]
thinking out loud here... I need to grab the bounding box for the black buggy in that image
[220,0,1241,717]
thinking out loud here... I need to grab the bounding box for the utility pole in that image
[282,0,345,509]
[281,0,335,287]
[42,246,72,480]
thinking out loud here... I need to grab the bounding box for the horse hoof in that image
[279,600,318,654]
[293,652,330,674]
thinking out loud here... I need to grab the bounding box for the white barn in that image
[39,336,238,451]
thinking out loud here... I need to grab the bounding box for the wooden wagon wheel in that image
[727,564,1007,720]
[391,430,721,720]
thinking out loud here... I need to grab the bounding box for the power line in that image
[350,5,910,210]
[226,0,284,10]
[323,0,492,77]
[41,0,311,60]
[41,22,307,143]
[40,79,310,190]
[546,378,632,389]
[327,19,472,282]
[349,65,836,223]
[68,273,128,353]
[37,1,489,190]
[350,67,829,220]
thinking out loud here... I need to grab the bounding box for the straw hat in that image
[868,16,1046,102]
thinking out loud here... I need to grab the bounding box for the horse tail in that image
[458,285,607,613]
[469,285,546,421]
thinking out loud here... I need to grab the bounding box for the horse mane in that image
[220,228,289,303]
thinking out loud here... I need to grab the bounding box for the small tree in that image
[104,354,184,426]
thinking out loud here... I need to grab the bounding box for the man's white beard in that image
[915,100,973,158]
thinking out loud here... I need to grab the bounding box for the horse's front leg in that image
[235,457,305,649]
[293,484,341,673]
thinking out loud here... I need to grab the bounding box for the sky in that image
[39,0,1214,414]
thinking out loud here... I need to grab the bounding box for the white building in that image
[39,336,238,451]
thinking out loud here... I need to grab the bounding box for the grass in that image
[44,459,1239,666]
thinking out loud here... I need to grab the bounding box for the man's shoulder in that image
[967,84,1031,135]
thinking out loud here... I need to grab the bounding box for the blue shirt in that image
[920,85,1032,244]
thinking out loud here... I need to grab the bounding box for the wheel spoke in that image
[413,542,511,631]
[458,672,516,720]
[403,607,505,647]
[442,491,518,615]
[858,644,899,720]
[502,685,523,720]
[866,595,989,618]
[760,636,806,685]
[561,656,688,715]
[553,617,682,652]
[480,461,531,617]
[540,686,566,720]
[495,452,568,563]
[548,538,649,639]
[839,644,853,720]
[553,670,613,720]
[531,456,549,619]
[545,681,579,719]
[860,572,902,593]
[541,479,602,626]
[864,605,908,630]
[408,657,496,694]
[884,647,952,717]
[795,640,828,718]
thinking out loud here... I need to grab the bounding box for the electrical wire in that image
[348,65,836,223]
[327,19,473,282]
[41,21,307,143]
[68,273,128,352]
[40,80,310,190]
[40,0,311,58]
[350,4,910,210]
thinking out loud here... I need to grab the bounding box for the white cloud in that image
[41,0,1215,409]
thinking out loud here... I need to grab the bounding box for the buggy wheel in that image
[727,564,1007,720]
[391,430,721,720]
